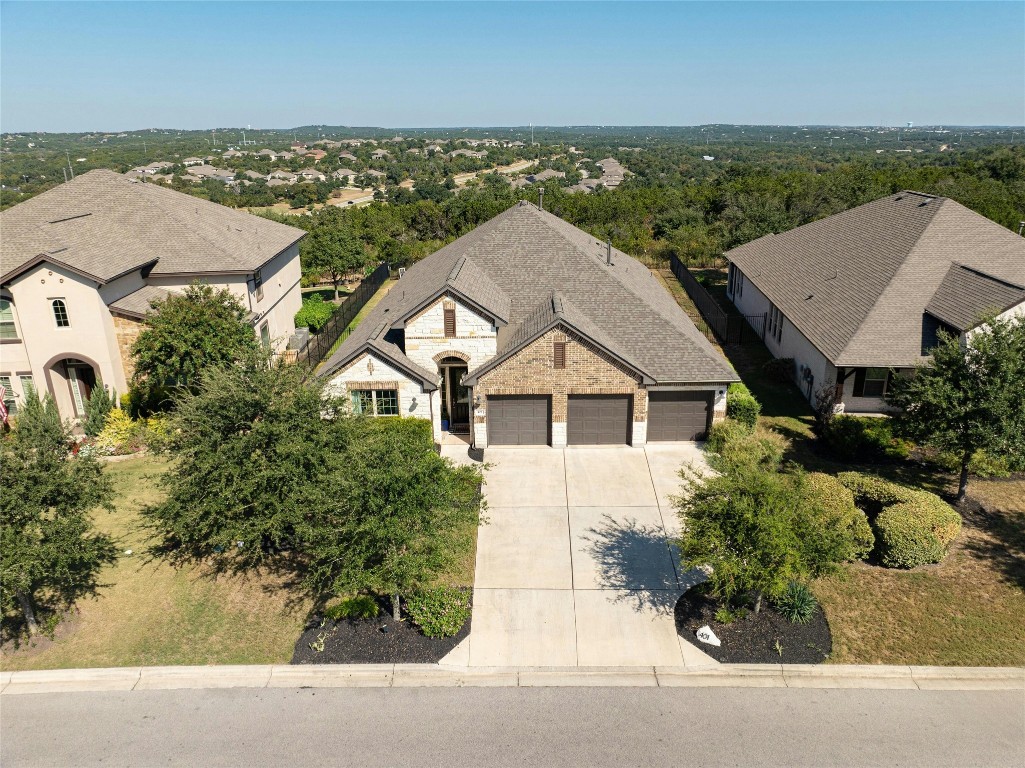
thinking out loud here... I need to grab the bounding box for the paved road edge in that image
[2,663,1022,694]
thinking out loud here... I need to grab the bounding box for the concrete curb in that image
[1,664,1021,695]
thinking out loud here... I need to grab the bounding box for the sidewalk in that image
[2,663,1021,694]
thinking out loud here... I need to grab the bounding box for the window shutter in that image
[853,368,866,398]
[444,307,456,337]
[553,340,566,369]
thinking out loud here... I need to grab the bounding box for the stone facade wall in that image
[404,295,498,373]
[326,351,432,422]
[474,327,645,447]
[112,314,145,382]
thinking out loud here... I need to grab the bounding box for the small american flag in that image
[0,385,8,424]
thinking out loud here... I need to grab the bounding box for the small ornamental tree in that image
[83,382,116,438]
[888,316,1025,501]
[131,282,256,409]
[0,394,118,636]
[300,215,368,300]
[676,467,859,612]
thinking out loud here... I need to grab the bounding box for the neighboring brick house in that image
[0,170,306,423]
[321,201,737,448]
[724,191,1025,413]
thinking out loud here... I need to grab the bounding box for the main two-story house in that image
[0,170,306,422]
[724,191,1025,412]
[321,201,738,448]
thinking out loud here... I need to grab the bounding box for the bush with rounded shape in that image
[705,419,749,455]
[875,494,962,568]
[95,409,141,455]
[406,586,471,638]
[294,294,336,333]
[801,473,874,561]
[837,471,918,517]
[726,382,761,430]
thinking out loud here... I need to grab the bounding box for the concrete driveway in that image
[445,445,716,668]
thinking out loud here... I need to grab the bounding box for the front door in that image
[440,364,470,432]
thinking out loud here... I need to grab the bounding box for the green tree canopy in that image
[131,283,256,409]
[888,315,1025,501]
[0,394,118,637]
[142,354,483,617]
[300,213,369,299]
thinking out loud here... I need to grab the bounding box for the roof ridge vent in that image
[47,212,92,224]
[447,256,466,283]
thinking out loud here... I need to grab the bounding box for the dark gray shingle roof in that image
[925,264,1025,331]
[1,170,305,283]
[321,201,736,384]
[725,191,1025,366]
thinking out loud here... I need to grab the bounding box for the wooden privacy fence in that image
[294,262,390,370]
[667,254,765,344]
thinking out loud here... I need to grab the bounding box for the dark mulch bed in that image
[675,590,831,664]
[291,597,470,665]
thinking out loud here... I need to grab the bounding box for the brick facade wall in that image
[111,313,144,382]
[474,327,646,446]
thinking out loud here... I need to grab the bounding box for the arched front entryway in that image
[438,355,470,434]
[44,356,100,421]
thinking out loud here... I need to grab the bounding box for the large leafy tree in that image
[888,315,1025,501]
[301,212,368,300]
[143,354,482,617]
[307,418,482,619]
[0,395,118,636]
[131,283,256,408]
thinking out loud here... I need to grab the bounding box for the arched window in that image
[0,297,17,339]
[52,299,70,328]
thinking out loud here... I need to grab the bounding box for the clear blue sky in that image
[2,1,1023,132]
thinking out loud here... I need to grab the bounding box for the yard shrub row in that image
[837,472,962,568]
[823,415,911,463]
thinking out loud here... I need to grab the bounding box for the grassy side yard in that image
[318,277,398,366]
[661,263,1025,666]
[1,455,308,671]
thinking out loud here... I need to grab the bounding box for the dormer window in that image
[52,299,70,328]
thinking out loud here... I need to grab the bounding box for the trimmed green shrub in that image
[837,471,962,568]
[774,581,818,624]
[706,420,790,473]
[325,595,380,621]
[406,586,471,638]
[801,473,874,561]
[726,382,761,430]
[95,409,140,455]
[875,495,962,569]
[294,294,336,332]
[824,415,911,463]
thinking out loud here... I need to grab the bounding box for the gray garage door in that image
[487,395,551,445]
[567,395,632,445]
[647,391,712,441]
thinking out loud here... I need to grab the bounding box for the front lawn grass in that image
[1,455,310,670]
[814,478,1025,666]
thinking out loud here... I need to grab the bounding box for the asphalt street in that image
[2,686,1022,767]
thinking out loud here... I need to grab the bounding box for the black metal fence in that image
[667,254,765,344]
[294,262,390,370]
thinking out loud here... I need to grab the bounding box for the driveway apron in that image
[460,445,715,668]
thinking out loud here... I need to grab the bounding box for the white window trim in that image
[351,388,399,417]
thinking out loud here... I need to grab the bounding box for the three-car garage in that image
[485,389,714,446]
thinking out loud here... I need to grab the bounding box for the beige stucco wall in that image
[5,262,126,420]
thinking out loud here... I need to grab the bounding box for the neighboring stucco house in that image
[724,191,1025,413]
[321,201,737,448]
[0,169,306,422]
